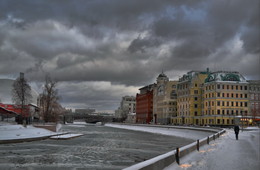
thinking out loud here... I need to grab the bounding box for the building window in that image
[218,93,220,97]
[195,111,198,116]
[222,85,225,89]
[194,97,198,101]
[240,86,243,90]
[222,110,225,115]
[227,85,229,89]
[217,101,220,106]
[222,101,225,106]
[245,94,247,98]
[231,93,234,98]
[217,84,220,89]
[194,104,198,108]
[236,85,238,90]
[240,94,243,98]
[236,94,238,98]
[222,93,225,97]
[227,93,229,97]
[227,102,229,106]
[231,85,234,90]
[245,86,247,90]
[245,102,247,107]
[231,102,234,106]
[194,90,198,94]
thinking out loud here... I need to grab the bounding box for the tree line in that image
[12,73,63,123]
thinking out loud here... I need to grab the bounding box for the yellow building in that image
[202,71,249,126]
[153,72,178,124]
[174,70,209,125]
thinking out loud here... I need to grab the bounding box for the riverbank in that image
[0,123,67,144]
[106,123,259,170]
[105,123,216,140]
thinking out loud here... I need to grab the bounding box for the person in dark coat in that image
[234,125,240,140]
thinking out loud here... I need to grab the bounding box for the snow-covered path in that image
[165,129,260,170]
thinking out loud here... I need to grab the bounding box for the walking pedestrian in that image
[234,125,240,140]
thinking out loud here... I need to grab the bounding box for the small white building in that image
[115,96,136,119]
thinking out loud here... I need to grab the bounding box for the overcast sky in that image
[0,0,259,112]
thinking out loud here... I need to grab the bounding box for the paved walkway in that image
[165,128,260,170]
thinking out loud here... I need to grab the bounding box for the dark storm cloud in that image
[128,36,162,54]
[0,0,259,110]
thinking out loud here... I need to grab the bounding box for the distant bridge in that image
[64,114,113,123]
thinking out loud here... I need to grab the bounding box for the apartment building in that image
[202,71,249,126]
[175,70,208,125]
[153,72,178,124]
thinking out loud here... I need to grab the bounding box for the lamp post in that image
[241,110,244,132]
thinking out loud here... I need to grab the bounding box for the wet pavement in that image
[0,124,195,170]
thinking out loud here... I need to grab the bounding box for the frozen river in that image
[0,124,211,170]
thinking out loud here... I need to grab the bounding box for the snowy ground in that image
[164,128,260,170]
[0,122,66,142]
[105,123,214,140]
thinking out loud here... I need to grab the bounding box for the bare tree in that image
[12,73,32,123]
[39,75,62,122]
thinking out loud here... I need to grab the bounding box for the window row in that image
[205,93,247,99]
[205,101,248,107]
[205,109,248,115]
[249,86,260,91]
[205,84,248,91]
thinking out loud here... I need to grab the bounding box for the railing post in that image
[213,134,215,140]
[207,136,209,144]
[175,147,180,165]
[197,140,200,151]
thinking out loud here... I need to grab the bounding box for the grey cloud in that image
[128,36,161,54]
[0,0,259,111]
[57,81,138,110]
